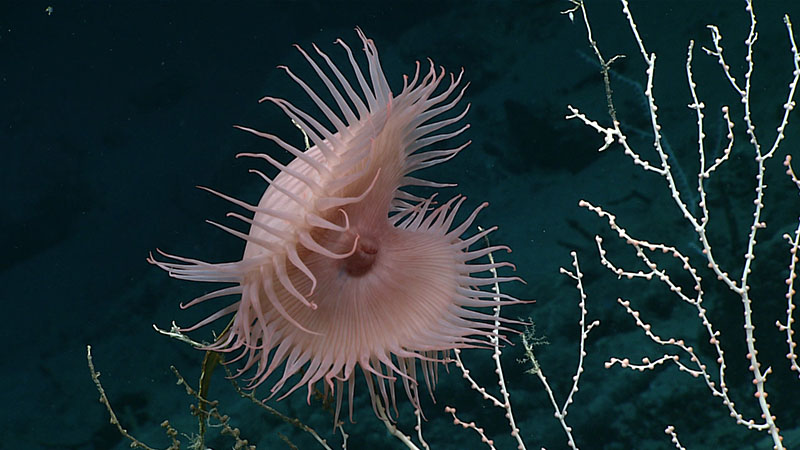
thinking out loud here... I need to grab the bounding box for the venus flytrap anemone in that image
[149,28,525,422]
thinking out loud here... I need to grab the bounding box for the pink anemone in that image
[149,28,524,423]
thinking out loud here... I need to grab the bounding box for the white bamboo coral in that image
[566,0,800,448]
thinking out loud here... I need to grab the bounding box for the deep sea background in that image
[3,1,800,449]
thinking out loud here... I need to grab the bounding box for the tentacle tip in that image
[338,208,351,230]
[347,234,361,257]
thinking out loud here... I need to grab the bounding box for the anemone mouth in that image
[342,233,379,277]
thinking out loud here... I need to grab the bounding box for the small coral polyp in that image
[150,28,523,422]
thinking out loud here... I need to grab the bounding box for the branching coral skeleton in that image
[566,0,800,447]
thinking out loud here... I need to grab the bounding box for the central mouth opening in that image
[342,234,379,277]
